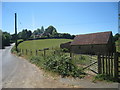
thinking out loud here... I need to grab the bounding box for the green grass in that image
[18,39,72,50]
[17,39,72,58]
[72,54,97,65]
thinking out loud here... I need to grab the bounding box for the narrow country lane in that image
[2,44,72,88]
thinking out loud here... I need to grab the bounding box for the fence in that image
[98,52,120,82]
[19,48,52,57]
[18,47,71,58]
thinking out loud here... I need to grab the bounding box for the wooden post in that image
[26,49,27,55]
[19,48,21,53]
[54,50,55,54]
[30,50,32,55]
[98,54,102,74]
[102,55,105,74]
[23,49,24,55]
[70,52,72,59]
[108,53,110,75]
[21,49,22,54]
[111,53,113,77]
[44,49,46,58]
[36,50,38,56]
[106,54,108,75]
[114,52,118,81]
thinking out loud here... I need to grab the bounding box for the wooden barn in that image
[70,31,116,54]
[60,41,71,51]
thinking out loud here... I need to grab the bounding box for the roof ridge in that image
[76,31,112,36]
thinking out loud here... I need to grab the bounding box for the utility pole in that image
[15,13,18,52]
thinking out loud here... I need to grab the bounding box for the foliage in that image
[17,39,23,45]
[30,52,86,78]
[11,46,21,54]
[113,33,120,42]
[31,25,75,39]
[62,48,69,52]
[18,29,32,41]
[93,74,115,82]
[11,34,16,43]
[2,31,11,48]
[33,26,44,36]
[44,25,57,36]
[29,56,44,67]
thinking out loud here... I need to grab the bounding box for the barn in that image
[60,31,116,55]
[70,31,116,54]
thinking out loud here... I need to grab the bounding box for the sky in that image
[2,2,119,35]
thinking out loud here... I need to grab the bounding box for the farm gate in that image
[71,52,120,82]
[98,52,120,82]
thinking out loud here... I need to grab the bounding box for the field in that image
[18,39,72,50]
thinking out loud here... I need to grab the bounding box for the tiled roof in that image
[71,31,112,45]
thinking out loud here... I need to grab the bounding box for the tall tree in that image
[2,31,11,48]
[41,26,44,33]
[44,25,57,36]
[18,29,32,41]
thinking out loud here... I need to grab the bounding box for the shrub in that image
[29,56,44,67]
[93,74,115,82]
[62,48,69,52]
[44,54,85,78]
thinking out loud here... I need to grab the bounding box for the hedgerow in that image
[30,51,86,78]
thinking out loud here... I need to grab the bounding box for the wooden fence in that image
[98,52,120,82]
[19,48,72,58]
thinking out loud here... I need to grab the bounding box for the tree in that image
[32,26,44,37]
[41,26,44,33]
[44,25,57,36]
[11,34,16,42]
[113,33,120,41]
[18,29,32,41]
[2,31,11,48]
[61,33,72,39]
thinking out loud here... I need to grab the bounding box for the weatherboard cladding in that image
[70,31,112,45]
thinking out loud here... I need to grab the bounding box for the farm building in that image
[60,41,71,51]
[60,31,116,54]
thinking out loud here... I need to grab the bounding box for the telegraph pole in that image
[15,13,18,52]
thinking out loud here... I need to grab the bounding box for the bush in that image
[44,54,85,78]
[62,48,69,52]
[29,56,44,67]
[29,51,86,78]
[93,74,115,82]
[11,46,22,55]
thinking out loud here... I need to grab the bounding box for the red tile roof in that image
[71,31,112,45]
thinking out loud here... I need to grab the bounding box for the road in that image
[2,44,72,88]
